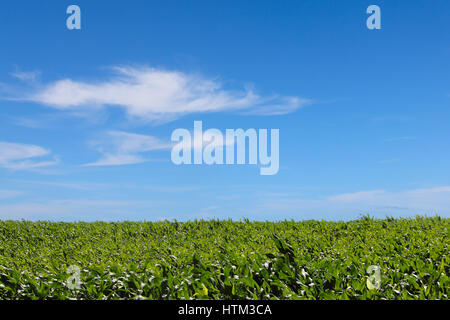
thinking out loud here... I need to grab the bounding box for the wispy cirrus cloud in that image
[86,127,239,167]
[241,186,450,220]
[327,187,450,206]
[10,117,46,129]
[10,70,41,83]
[0,141,59,171]
[0,190,23,199]
[0,199,166,221]
[326,187,450,214]
[85,131,171,166]
[327,190,386,203]
[15,66,310,121]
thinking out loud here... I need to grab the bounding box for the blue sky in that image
[0,0,449,221]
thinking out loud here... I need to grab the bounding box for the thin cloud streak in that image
[0,190,23,199]
[0,141,59,171]
[85,131,171,166]
[245,186,450,220]
[10,70,41,83]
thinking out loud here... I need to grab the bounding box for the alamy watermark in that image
[366,5,381,30]
[366,265,381,290]
[66,5,81,30]
[65,4,380,31]
[171,121,279,175]
[66,265,82,290]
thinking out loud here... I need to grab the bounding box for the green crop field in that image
[0,216,448,300]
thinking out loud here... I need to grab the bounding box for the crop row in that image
[0,216,448,299]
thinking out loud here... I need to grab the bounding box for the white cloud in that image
[85,131,171,166]
[0,190,22,199]
[0,199,163,221]
[23,66,309,121]
[243,186,450,220]
[328,190,386,203]
[10,70,41,83]
[85,128,236,167]
[11,117,47,129]
[327,187,450,209]
[0,142,58,171]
